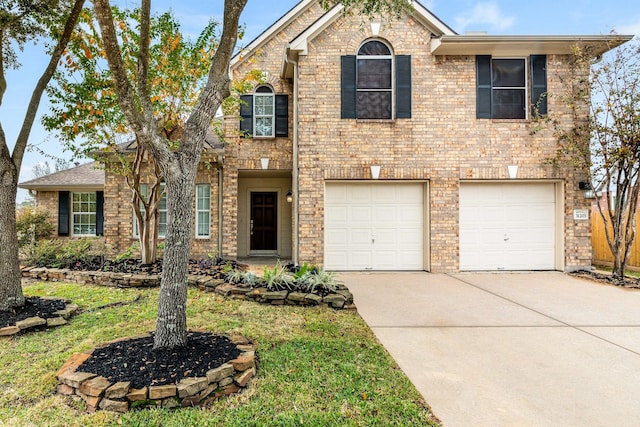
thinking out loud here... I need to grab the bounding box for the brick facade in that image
[31,3,600,272]
[228,4,594,272]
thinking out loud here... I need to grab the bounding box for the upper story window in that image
[476,55,547,120]
[341,39,411,120]
[357,40,393,119]
[254,86,275,137]
[240,88,289,138]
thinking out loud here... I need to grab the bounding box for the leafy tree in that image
[42,7,220,264]
[589,39,640,278]
[547,37,639,278]
[0,0,85,311]
[92,0,413,349]
[32,159,72,177]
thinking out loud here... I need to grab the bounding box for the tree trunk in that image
[0,163,23,311]
[153,171,194,349]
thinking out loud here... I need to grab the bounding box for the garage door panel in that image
[460,183,556,271]
[325,183,424,270]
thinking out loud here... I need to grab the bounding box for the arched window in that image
[341,40,411,120]
[254,85,275,137]
[357,40,393,119]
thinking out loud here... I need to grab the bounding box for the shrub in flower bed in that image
[219,261,354,309]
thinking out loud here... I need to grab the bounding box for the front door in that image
[250,192,278,251]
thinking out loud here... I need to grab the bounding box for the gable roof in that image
[232,0,456,72]
[19,161,104,191]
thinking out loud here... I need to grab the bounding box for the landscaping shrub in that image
[16,208,54,248]
[24,238,105,269]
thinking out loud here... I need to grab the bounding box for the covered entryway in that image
[459,182,560,271]
[237,171,292,258]
[324,182,427,271]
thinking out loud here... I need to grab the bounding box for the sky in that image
[4,0,640,202]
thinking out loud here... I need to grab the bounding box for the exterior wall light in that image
[286,190,293,203]
[579,181,596,199]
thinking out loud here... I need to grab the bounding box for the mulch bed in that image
[78,332,242,389]
[569,269,640,289]
[0,296,67,328]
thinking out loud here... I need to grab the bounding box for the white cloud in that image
[454,1,516,33]
[615,18,640,37]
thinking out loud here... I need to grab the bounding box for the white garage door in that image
[459,182,557,271]
[325,183,424,270]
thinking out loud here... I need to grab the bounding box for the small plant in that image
[225,269,245,285]
[262,261,295,291]
[23,239,63,267]
[297,268,341,294]
[115,242,139,262]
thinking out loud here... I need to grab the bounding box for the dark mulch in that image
[570,269,640,289]
[78,332,242,389]
[0,296,67,328]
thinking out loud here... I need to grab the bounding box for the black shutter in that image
[96,191,104,236]
[531,55,548,116]
[58,191,70,236]
[275,95,289,137]
[476,55,492,119]
[396,55,412,119]
[341,55,356,119]
[239,94,253,137]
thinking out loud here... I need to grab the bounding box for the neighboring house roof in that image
[19,162,104,191]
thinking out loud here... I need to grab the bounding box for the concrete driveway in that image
[341,272,640,427]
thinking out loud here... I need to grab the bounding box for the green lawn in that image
[0,281,440,427]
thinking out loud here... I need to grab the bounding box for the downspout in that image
[284,51,299,265]
[217,154,224,257]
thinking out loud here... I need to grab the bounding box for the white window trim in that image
[195,184,211,239]
[491,57,528,120]
[71,191,97,237]
[253,89,275,138]
[356,39,395,120]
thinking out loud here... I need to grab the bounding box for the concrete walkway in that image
[342,272,640,427]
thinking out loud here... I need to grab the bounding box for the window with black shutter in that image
[476,55,547,119]
[341,39,411,120]
[58,191,70,236]
[239,87,289,138]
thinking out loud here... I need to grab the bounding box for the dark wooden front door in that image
[250,192,277,251]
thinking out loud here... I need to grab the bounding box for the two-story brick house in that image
[21,0,630,272]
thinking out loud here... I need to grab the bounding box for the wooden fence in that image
[591,211,640,269]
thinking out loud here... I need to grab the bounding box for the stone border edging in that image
[21,267,355,309]
[56,334,257,412]
[0,297,79,336]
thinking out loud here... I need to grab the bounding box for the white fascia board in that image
[411,1,457,36]
[230,0,315,69]
[288,4,344,56]
[431,34,633,56]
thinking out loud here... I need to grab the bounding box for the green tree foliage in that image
[0,0,85,311]
[15,208,54,247]
[43,7,220,264]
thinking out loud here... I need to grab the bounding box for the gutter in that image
[217,154,224,257]
[284,49,299,265]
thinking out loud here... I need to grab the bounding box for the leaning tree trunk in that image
[0,162,23,311]
[153,170,196,348]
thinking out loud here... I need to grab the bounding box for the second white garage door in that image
[324,182,425,270]
[459,182,558,271]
